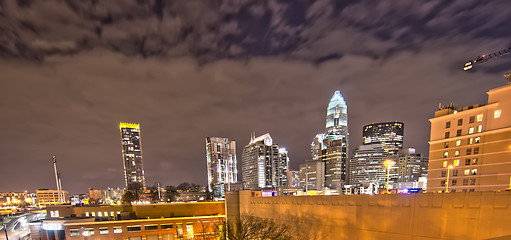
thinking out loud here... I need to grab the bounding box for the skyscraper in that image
[205,137,237,197]
[241,133,289,190]
[120,122,146,191]
[325,90,348,139]
[363,122,404,154]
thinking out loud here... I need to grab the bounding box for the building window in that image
[85,212,89,217]
[453,170,458,176]
[110,212,115,217]
[469,138,473,144]
[466,148,472,155]
[145,225,158,231]
[127,226,142,232]
[452,180,457,186]
[465,159,471,165]
[444,142,449,148]
[470,179,476,185]
[469,116,475,123]
[113,227,122,233]
[50,210,59,218]
[473,147,479,154]
[446,121,451,128]
[494,109,502,118]
[443,161,448,168]
[469,127,475,134]
[440,180,446,187]
[70,230,80,236]
[456,140,461,146]
[161,224,174,229]
[464,169,470,176]
[100,228,109,234]
[83,228,94,236]
[456,129,462,136]
[473,158,478,165]
[443,152,449,158]
[445,132,450,138]
[98,212,102,217]
[471,169,477,175]
[463,179,469,185]
[186,223,194,239]
[477,125,483,133]
[454,159,460,166]
[477,114,483,122]
[454,150,460,157]
[441,171,446,177]
[475,137,480,143]
[458,119,463,126]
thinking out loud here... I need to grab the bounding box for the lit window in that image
[471,169,477,175]
[443,161,448,168]
[83,228,94,236]
[85,212,89,217]
[477,114,483,122]
[469,127,475,134]
[50,210,59,218]
[473,158,478,164]
[186,223,194,239]
[475,137,480,143]
[456,140,461,146]
[454,159,460,166]
[444,142,449,148]
[454,150,460,157]
[98,212,102,217]
[113,227,122,233]
[117,211,121,215]
[70,230,80,236]
[104,212,108,217]
[444,152,448,158]
[494,109,501,118]
[91,212,95,217]
[477,125,482,133]
[469,138,474,144]
[464,169,470,175]
[110,212,114,217]
[100,228,109,234]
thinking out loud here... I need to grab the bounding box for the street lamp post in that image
[384,160,395,194]
[446,165,454,193]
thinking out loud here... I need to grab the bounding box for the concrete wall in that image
[226,190,511,240]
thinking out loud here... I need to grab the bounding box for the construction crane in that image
[463,46,511,83]
[463,47,511,71]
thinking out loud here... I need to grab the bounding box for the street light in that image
[384,160,395,194]
[446,165,454,193]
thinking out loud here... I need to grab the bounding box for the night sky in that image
[1,0,510,194]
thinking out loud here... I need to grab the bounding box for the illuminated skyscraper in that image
[325,90,348,139]
[205,137,237,197]
[119,122,146,191]
[241,133,289,190]
[363,121,404,154]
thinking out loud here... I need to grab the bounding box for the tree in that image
[121,191,137,205]
[217,214,292,240]
[148,185,160,202]
[164,185,180,202]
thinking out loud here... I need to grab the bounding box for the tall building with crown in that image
[306,91,349,190]
[363,121,404,155]
[241,133,289,190]
[119,122,146,191]
[205,137,237,197]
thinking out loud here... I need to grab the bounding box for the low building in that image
[36,189,69,206]
[34,202,225,240]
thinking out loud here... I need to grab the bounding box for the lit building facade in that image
[36,189,69,205]
[428,84,511,192]
[395,148,428,183]
[205,137,237,197]
[363,122,404,154]
[349,144,396,186]
[299,161,325,191]
[241,133,289,190]
[120,122,146,191]
[321,138,348,189]
[286,170,300,188]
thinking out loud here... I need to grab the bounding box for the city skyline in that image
[1,1,510,193]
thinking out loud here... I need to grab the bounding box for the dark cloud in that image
[0,0,510,193]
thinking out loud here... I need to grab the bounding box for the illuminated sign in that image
[262,191,277,197]
[41,223,63,231]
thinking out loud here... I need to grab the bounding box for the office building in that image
[395,148,428,183]
[321,138,348,189]
[286,170,300,187]
[363,122,404,154]
[241,133,289,190]
[205,137,238,197]
[299,161,325,191]
[349,144,396,186]
[120,122,146,191]
[325,90,348,138]
[311,133,325,162]
[428,83,511,192]
[36,189,69,206]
